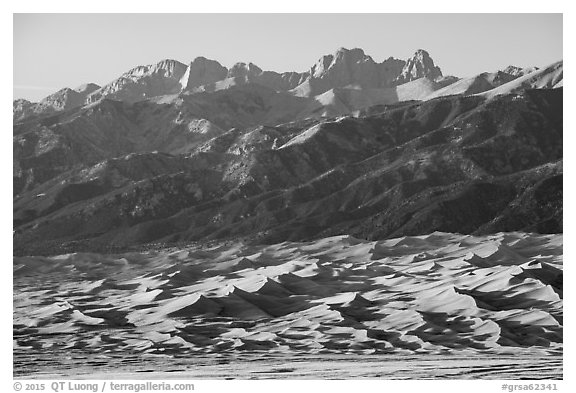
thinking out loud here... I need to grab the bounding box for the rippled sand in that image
[14,232,563,378]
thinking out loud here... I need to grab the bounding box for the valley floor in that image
[14,351,562,379]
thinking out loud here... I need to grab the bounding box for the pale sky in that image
[13,13,562,102]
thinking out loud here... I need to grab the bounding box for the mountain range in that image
[13,47,563,255]
[10,48,461,121]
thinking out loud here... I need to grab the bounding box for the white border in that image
[4,2,573,391]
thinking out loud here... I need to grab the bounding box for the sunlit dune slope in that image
[14,232,562,356]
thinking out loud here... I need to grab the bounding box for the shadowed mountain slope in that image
[13,86,562,255]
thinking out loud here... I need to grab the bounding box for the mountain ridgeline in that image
[13,48,563,255]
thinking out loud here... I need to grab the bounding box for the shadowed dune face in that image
[14,232,562,377]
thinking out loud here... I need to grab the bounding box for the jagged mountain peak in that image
[191,55,211,63]
[13,98,32,105]
[189,56,226,68]
[124,59,187,78]
[311,47,375,78]
[334,47,369,59]
[502,65,523,75]
[412,48,432,59]
[396,49,443,84]
[501,65,539,77]
[37,85,98,111]
[86,59,188,104]
[73,83,100,95]
[13,99,35,120]
[180,57,228,91]
[228,62,263,78]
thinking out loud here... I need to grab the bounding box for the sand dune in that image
[14,232,562,376]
